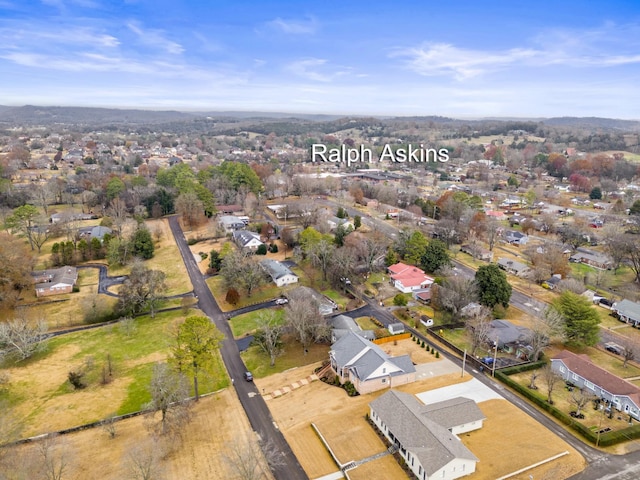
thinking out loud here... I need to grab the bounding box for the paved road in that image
[168,216,308,480]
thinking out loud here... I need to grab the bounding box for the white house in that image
[387,262,434,293]
[369,390,483,480]
[260,259,298,287]
[232,230,264,252]
[218,215,246,233]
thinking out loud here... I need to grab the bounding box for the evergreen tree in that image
[552,291,600,347]
[475,264,512,309]
[131,225,154,259]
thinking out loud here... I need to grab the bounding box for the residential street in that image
[168,216,308,480]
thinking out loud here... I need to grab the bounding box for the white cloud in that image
[126,21,184,55]
[395,23,640,80]
[267,17,317,35]
[286,58,350,82]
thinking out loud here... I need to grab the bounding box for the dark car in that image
[243,371,253,382]
[599,298,614,308]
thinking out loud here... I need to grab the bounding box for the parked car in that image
[275,298,288,305]
[599,298,614,309]
[605,342,623,355]
[243,371,253,381]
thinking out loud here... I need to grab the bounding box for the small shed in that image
[388,322,405,335]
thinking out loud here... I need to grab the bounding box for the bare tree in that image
[252,311,284,367]
[438,276,478,321]
[543,363,561,404]
[0,317,48,362]
[145,362,191,436]
[118,261,168,318]
[38,434,70,480]
[466,306,492,356]
[106,197,129,237]
[307,238,334,281]
[570,389,594,417]
[175,192,205,229]
[126,438,164,480]
[224,436,284,480]
[31,186,52,216]
[528,306,565,362]
[285,290,328,354]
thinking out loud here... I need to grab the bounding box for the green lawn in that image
[1,309,230,427]
[241,338,329,379]
[207,275,285,311]
[229,308,285,338]
[355,316,379,330]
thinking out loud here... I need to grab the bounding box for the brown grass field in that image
[3,389,272,480]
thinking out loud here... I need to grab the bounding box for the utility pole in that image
[491,339,498,378]
[461,349,467,377]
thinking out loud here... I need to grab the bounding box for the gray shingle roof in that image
[421,397,486,430]
[370,390,478,476]
[331,332,415,382]
[260,259,297,281]
[615,299,640,322]
[232,230,262,248]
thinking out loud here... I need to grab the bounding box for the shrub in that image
[187,238,198,246]
[435,351,440,358]
[68,370,86,389]
[421,340,425,348]
[270,243,278,253]
[256,244,268,255]
[225,288,240,305]
[393,294,408,307]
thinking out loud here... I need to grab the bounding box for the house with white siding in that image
[369,390,483,480]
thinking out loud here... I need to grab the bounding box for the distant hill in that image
[0,105,639,133]
[543,116,640,131]
[0,105,199,126]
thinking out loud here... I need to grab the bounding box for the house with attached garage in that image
[330,331,415,394]
[32,266,78,297]
[569,250,612,270]
[369,390,483,480]
[260,259,298,287]
[232,230,264,253]
[551,350,640,421]
[613,299,640,327]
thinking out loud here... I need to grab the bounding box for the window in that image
[381,378,386,384]
[559,366,566,373]
[382,367,386,374]
[585,380,594,390]
[572,372,579,381]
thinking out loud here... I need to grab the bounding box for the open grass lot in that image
[0,308,229,437]
[263,350,584,480]
[229,307,285,338]
[241,336,329,379]
[207,275,286,312]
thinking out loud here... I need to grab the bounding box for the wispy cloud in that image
[126,21,184,55]
[267,16,317,35]
[395,23,640,80]
[393,43,538,80]
[286,58,350,82]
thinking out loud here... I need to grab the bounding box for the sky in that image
[1,0,640,118]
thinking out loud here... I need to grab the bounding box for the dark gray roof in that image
[369,390,478,475]
[487,319,532,346]
[497,257,529,274]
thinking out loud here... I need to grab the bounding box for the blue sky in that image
[1,0,640,118]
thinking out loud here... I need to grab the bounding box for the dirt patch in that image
[377,338,441,364]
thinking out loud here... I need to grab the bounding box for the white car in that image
[275,298,288,305]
